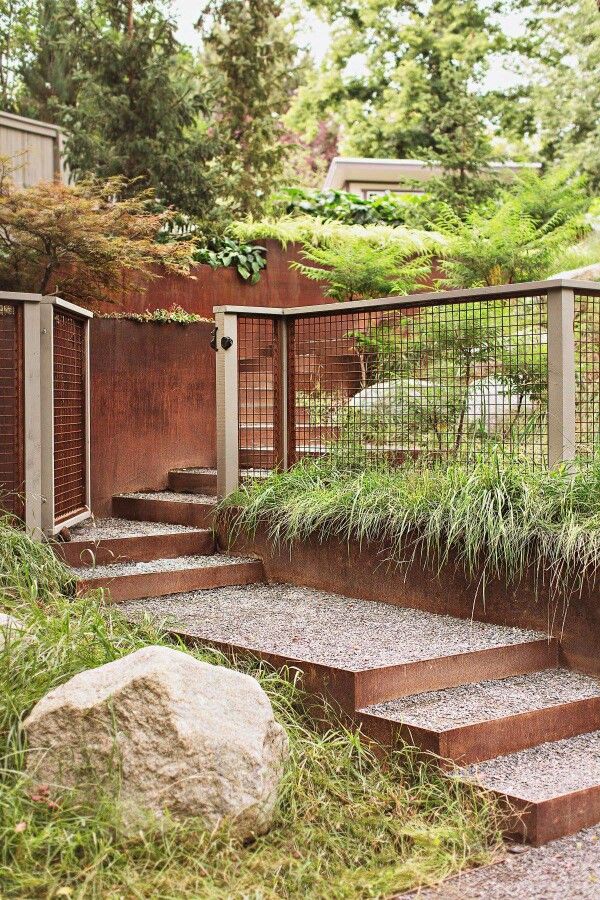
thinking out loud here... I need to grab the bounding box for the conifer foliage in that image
[197,0,299,217]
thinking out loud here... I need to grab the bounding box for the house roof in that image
[323,156,541,191]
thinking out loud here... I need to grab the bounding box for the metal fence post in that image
[273,316,289,470]
[215,310,239,497]
[39,302,54,534]
[547,286,576,467]
[22,299,42,536]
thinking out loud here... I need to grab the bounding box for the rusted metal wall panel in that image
[89,319,216,517]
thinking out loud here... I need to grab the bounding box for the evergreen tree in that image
[18,0,78,122]
[532,0,600,189]
[12,1,219,220]
[63,1,218,217]
[197,0,300,217]
[0,0,36,111]
[290,0,509,205]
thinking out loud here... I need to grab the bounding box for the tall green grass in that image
[222,454,600,614]
[0,518,502,898]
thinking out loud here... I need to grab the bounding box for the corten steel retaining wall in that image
[217,522,600,678]
[89,319,216,516]
[91,241,328,317]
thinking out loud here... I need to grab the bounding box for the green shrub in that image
[157,215,268,284]
[0,520,502,898]
[271,187,441,229]
[290,236,434,301]
[193,236,267,284]
[438,169,589,287]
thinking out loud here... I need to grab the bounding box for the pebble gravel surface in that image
[70,518,204,539]
[119,583,543,671]
[459,730,600,801]
[118,491,217,503]
[402,827,600,898]
[170,467,215,475]
[74,554,256,579]
[363,669,600,729]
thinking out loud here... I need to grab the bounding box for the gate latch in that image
[210,326,234,351]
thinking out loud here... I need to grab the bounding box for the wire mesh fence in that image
[228,283,600,482]
[53,308,88,523]
[238,315,278,474]
[0,302,24,519]
[575,292,600,462]
[290,295,549,469]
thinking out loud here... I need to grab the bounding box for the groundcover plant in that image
[0,518,502,899]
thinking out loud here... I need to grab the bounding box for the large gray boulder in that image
[0,612,26,650]
[348,376,538,435]
[23,645,288,838]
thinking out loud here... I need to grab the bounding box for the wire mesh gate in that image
[41,298,92,534]
[0,301,24,520]
[216,280,600,496]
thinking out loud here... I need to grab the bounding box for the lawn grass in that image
[0,518,503,899]
[222,452,600,610]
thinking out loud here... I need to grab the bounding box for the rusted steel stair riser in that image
[358,696,600,766]
[164,635,558,718]
[58,530,215,568]
[112,496,216,528]
[167,470,218,496]
[353,640,559,708]
[499,785,600,846]
[78,559,265,604]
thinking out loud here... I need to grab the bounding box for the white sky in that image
[170,0,525,91]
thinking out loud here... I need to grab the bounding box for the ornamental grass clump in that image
[0,518,503,898]
[222,453,600,612]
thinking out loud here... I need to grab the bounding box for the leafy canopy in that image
[289,0,507,206]
[197,0,301,218]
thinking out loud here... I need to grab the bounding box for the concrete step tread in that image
[75,553,258,580]
[458,730,600,802]
[116,491,217,504]
[361,669,600,730]
[69,517,209,541]
[118,583,544,673]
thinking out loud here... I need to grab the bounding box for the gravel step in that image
[77,553,264,603]
[362,669,600,730]
[169,468,216,476]
[74,553,254,580]
[460,730,600,803]
[457,729,600,844]
[359,669,600,764]
[112,491,217,527]
[70,517,207,539]
[116,491,217,504]
[118,583,556,709]
[56,518,215,567]
[168,469,218,496]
